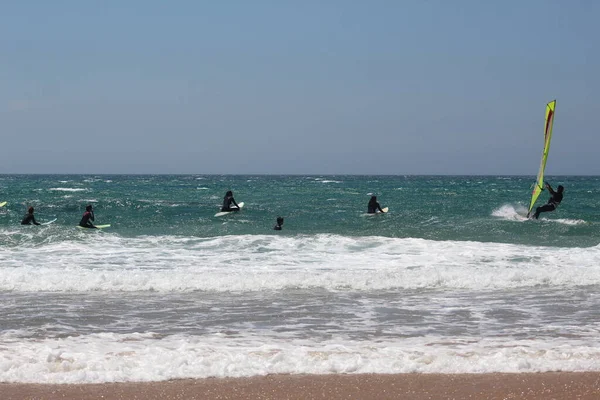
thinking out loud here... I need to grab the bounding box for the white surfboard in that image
[42,218,57,225]
[215,202,244,217]
[0,201,7,208]
[362,207,389,216]
[77,224,111,229]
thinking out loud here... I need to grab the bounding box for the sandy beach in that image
[3,372,600,400]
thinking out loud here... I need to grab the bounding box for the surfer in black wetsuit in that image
[221,191,240,212]
[531,183,564,219]
[367,196,384,214]
[79,204,97,228]
[21,206,41,225]
[273,216,284,230]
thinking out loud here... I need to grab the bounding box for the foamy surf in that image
[492,204,585,225]
[1,175,599,385]
[2,333,600,383]
[1,234,600,292]
[492,204,529,221]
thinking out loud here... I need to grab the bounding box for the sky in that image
[1,1,598,175]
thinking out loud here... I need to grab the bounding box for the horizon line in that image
[0,173,594,177]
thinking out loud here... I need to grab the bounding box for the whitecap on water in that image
[552,218,586,225]
[49,188,87,192]
[491,204,528,221]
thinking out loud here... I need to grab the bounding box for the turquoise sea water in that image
[0,175,597,246]
[1,175,600,383]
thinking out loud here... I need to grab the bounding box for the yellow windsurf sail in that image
[528,100,556,216]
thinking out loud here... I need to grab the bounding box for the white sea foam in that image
[48,188,87,192]
[553,218,587,225]
[314,178,342,183]
[492,204,528,221]
[493,204,587,225]
[1,234,600,292]
[1,333,600,383]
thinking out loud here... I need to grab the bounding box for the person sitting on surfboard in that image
[367,196,384,214]
[221,191,241,212]
[273,216,284,231]
[532,183,564,219]
[79,204,97,228]
[21,206,41,225]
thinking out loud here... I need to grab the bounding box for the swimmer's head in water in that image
[276,216,284,226]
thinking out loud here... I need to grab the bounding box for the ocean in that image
[0,175,599,383]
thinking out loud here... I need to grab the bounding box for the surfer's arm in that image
[231,199,240,209]
[545,183,555,194]
[88,213,96,227]
[32,217,41,226]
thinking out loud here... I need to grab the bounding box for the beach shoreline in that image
[3,372,600,400]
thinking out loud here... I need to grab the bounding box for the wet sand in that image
[3,372,600,400]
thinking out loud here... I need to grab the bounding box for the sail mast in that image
[528,100,556,216]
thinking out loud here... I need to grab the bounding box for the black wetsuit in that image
[21,214,41,225]
[221,196,239,212]
[79,211,96,228]
[274,224,282,231]
[534,189,563,219]
[368,200,383,214]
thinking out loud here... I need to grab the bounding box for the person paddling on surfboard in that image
[531,183,564,219]
[21,206,41,225]
[221,191,241,212]
[79,204,97,228]
[367,196,385,214]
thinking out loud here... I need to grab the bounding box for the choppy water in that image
[1,175,599,383]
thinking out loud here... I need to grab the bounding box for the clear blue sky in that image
[1,1,597,174]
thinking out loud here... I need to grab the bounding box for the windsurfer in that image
[530,182,563,219]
